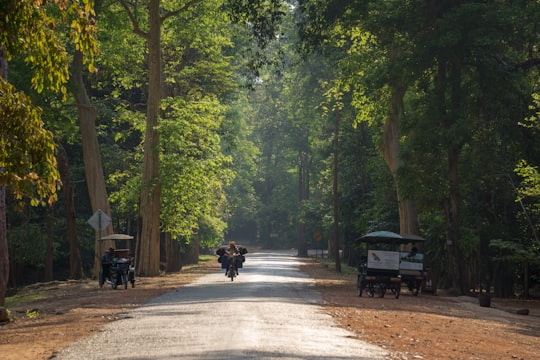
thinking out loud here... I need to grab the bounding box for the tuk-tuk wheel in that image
[357,276,363,297]
[394,284,401,299]
[378,284,386,298]
[366,284,375,297]
[98,271,104,288]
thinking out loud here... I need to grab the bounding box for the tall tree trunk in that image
[71,50,114,276]
[443,147,466,294]
[0,47,8,306]
[332,111,341,272]
[380,85,419,235]
[0,185,7,307]
[397,188,419,235]
[297,134,309,257]
[165,233,181,272]
[45,205,54,281]
[297,222,307,256]
[438,53,467,295]
[137,0,162,276]
[57,145,84,279]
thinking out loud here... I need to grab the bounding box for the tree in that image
[57,144,84,279]
[0,0,97,306]
[496,97,540,298]
[72,46,116,275]
[412,1,540,294]
[221,96,260,245]
[247,72,300,249]
[115,0,286,274]
[297,0,421,237]
[157,1,236,257]
[159,97,233,244]
[117,0,175,275]
[297,0,540,295]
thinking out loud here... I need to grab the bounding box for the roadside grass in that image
[5,292,47,308]
[6,255,216,310]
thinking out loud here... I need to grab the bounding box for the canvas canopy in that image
[356,231,425,245]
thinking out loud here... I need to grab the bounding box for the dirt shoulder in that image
[1,257,539,360]
[301,261,540,360]
[0,261,219,360]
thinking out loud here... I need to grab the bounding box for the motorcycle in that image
[216,245,247,281]
[226,254,238,281]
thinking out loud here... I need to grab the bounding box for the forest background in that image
[1,0,540,308]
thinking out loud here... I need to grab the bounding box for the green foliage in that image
[515,160,540,201]
[101,0,241,248]
[0,0,98,96]
[295,0,540,294]
[94,2,146,92]
[221,97,260,240]
[224,0,287,49]
[244,69,302,247]
[7,223,48,267]
[198,214,228,249]
[520,93,540,129]
[490,238,540,265]
[106,109,145,221]
[0,78,60,206]
[515,95,540,202]
[159,96,233,240]
[0,0,98,209]
[25,308,39,319]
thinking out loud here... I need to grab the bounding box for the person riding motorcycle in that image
[225,241,240,276]
[216,241,247,276]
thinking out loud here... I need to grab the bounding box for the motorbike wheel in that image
[111,269,119,289]
[128,269,135,288]
[98,271,104,288]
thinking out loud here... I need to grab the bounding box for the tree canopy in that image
[0,0,98,305]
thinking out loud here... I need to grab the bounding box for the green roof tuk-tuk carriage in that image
[355,231,427,299]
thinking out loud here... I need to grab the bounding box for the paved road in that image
[53,251,388,360]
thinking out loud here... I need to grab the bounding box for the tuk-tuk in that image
[99,234,136,289]
[355,231,426,298]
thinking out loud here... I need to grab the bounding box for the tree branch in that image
[513,58,540,71]
[118,0,148,39]
[161,0,205,23]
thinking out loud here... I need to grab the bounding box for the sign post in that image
[88,209,112,263]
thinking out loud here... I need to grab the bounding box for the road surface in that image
[53,250,388,359]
